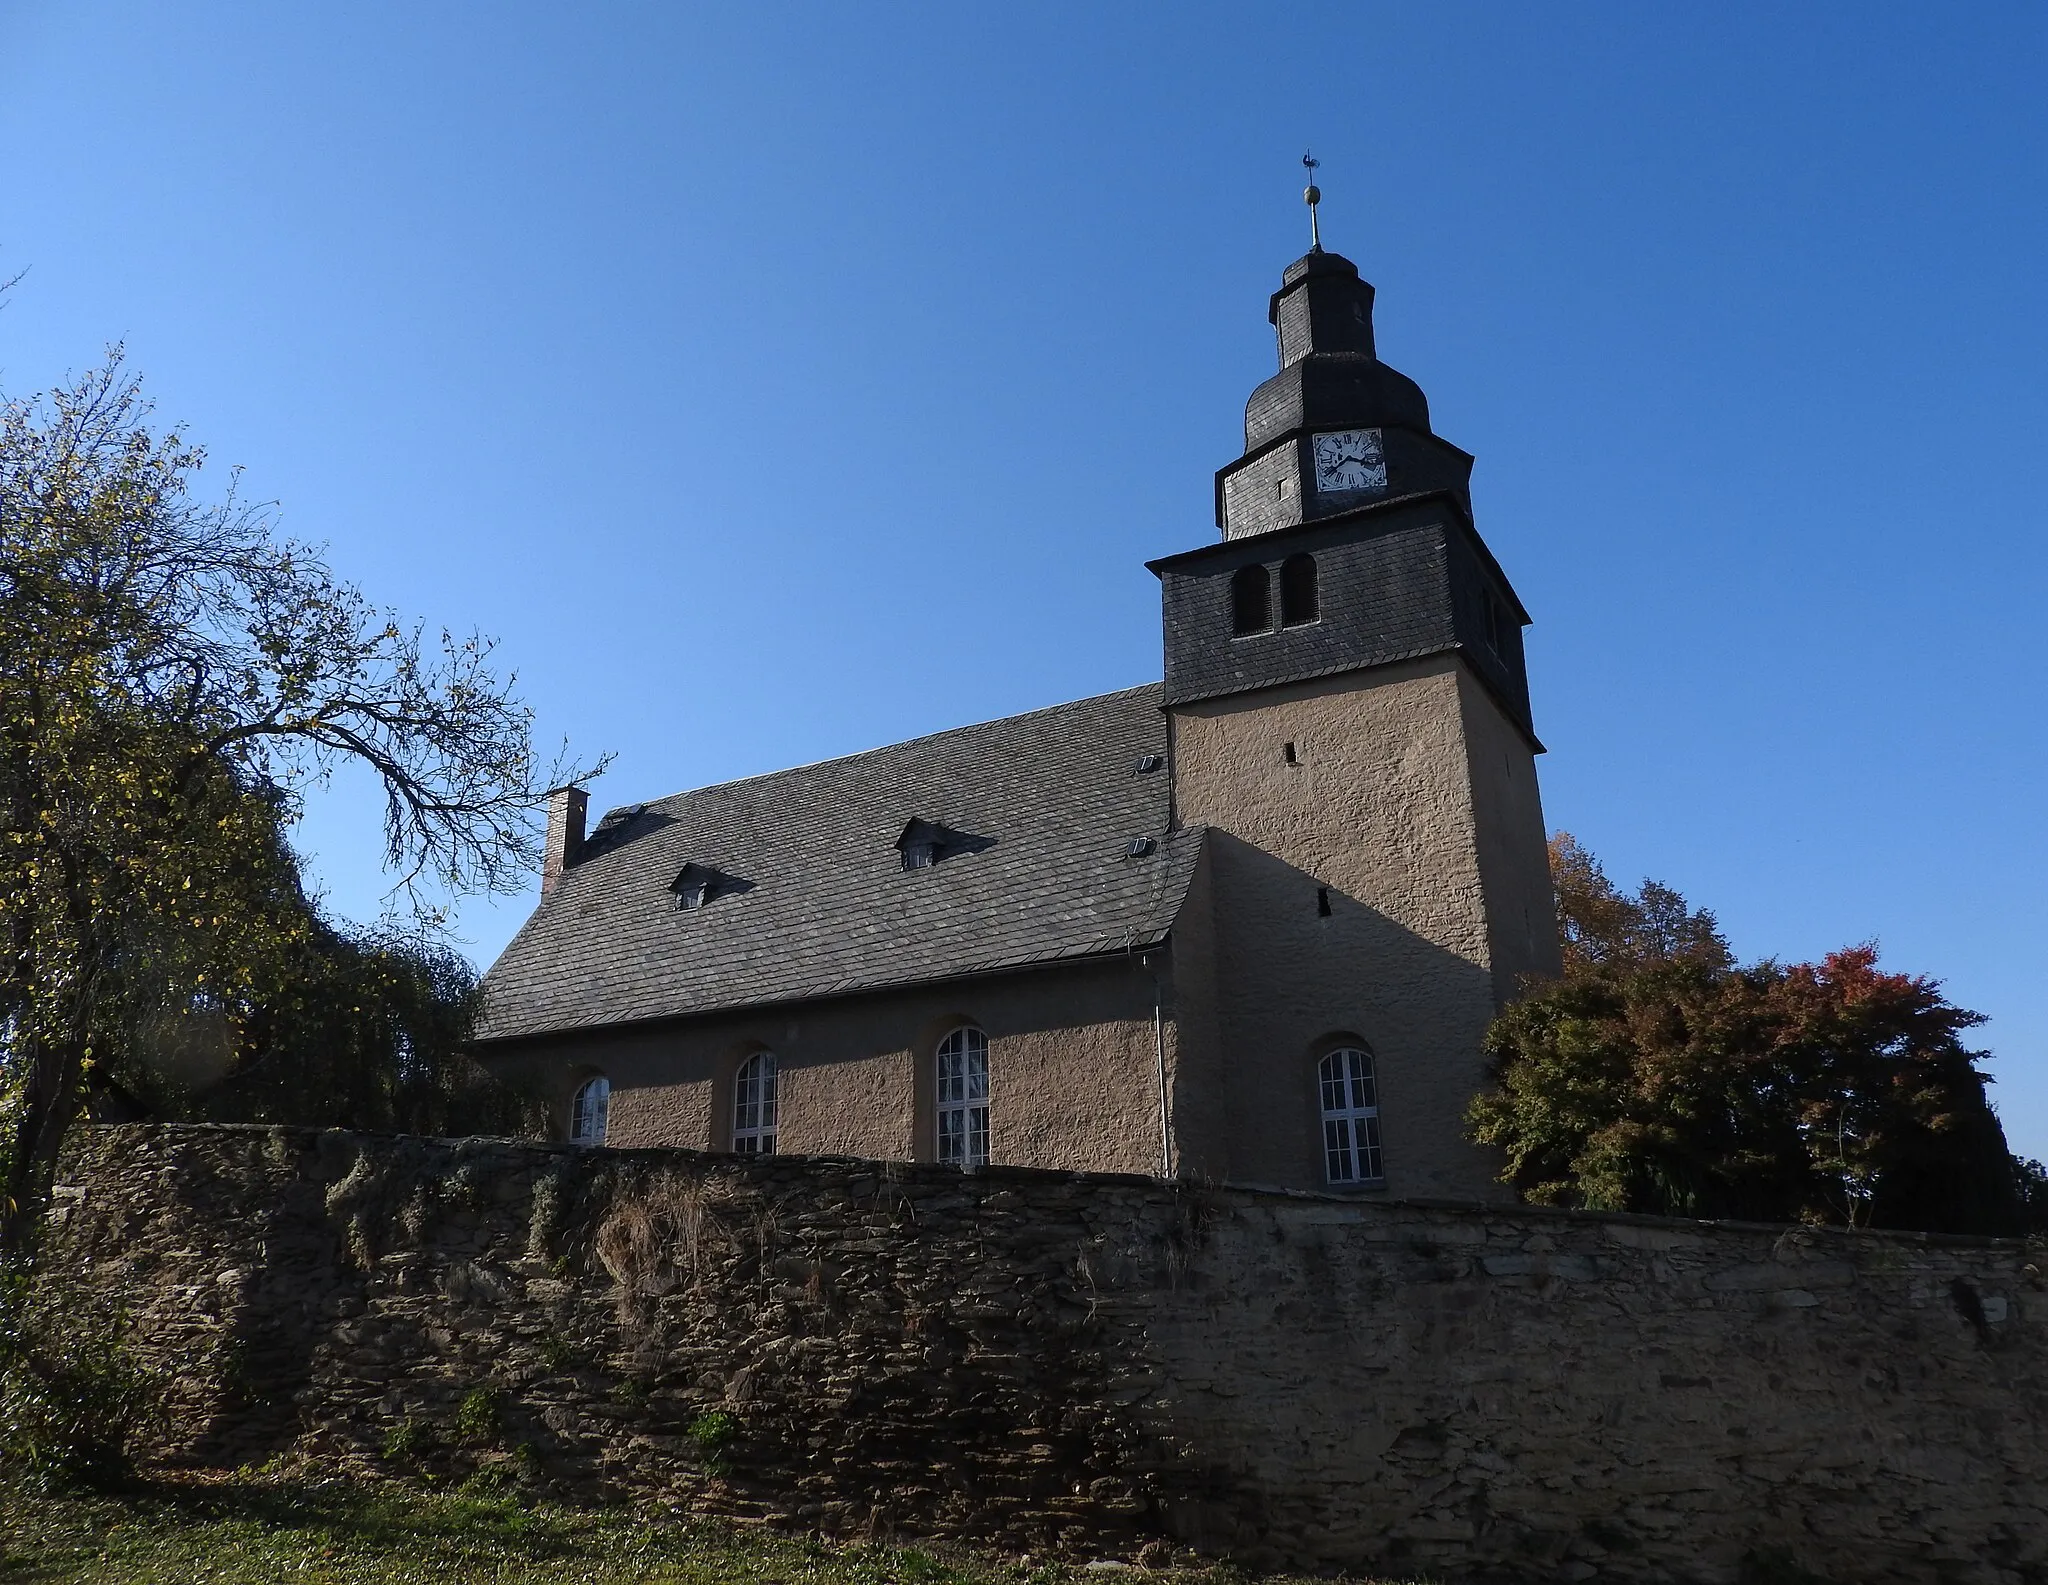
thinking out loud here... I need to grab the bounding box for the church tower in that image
[1153,217,1559,1200]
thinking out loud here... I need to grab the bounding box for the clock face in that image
[1311,429,1388,493]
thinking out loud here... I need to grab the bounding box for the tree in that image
[1468,835,2027,1235]
[0,356,598,1255]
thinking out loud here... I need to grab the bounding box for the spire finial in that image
[1302,150,1323,253]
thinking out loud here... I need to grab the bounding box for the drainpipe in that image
[1146,951,1171,1179]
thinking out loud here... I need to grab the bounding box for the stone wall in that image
[52,1125,2048,1583]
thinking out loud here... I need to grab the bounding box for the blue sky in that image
[3,4,2045,1154]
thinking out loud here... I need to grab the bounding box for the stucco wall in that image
[485,955,1176,1179]
[55,1125,2048,1583]
[1168,654,1511,1198]
[1456,665,1563,1000]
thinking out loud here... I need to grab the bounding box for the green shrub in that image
[381,1417,430,1464]
[685,1410,738,1477]
[0,1269,160,1489]
[455,1386,505,1446]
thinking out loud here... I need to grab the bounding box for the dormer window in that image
[894,818,993,871]
[669,863,724,911]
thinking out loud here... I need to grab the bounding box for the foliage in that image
[0,1471,1343,1584]
[1469,835,2028,1234]
[380,1418,430,1466]
[686,1409,739,1475]
[456,1386,506,1446]
[2015,1157,2048,1236]
[0,1267,160,1488]
[0,356,597,1254]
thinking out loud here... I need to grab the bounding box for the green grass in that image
[0,1473,1398,1585]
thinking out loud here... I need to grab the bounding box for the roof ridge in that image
[618,680,1165,817]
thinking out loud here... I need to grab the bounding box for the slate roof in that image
[474,684,1203,1042]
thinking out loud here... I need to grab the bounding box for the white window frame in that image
[1319,1046,1383,1184]
[733,1050,778,1155]
[571,1075,610,1146]
[935,1026,990,1167]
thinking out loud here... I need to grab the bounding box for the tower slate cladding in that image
[1150,244,1558,1197]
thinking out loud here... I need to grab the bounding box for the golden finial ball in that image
[1303,183,1321,206]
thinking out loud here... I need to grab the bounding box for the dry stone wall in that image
[52,1125,2048,1583]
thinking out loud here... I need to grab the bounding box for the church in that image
[475,214,1559,1202]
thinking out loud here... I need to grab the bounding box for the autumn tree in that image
[0,357,596,1255]
[1468,835,2027,1235]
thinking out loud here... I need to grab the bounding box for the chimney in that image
[542,785,588,896]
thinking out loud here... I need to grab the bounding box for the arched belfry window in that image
[1319,1047,1382,1184]
[1280,553,1319,627]
[936,1026,990,1167]
[571,1075,610,1146]
[733,1051,778,1155]
[1230,564,1271,637]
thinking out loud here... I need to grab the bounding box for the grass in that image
[0,1472,1405,1585]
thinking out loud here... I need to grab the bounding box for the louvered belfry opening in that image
[1230,564,1271,636]
[1279,552,1319,627]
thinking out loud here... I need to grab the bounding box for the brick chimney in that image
[542,785,588,897]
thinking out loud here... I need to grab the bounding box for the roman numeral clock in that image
[1311,429,1388,494]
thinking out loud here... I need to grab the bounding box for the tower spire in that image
[1302,151,1323,253]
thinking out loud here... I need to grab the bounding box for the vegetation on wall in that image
[0,356,590,1256]
[1471,835,2033,1236]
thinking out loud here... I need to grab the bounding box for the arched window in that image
[733,1051,778,1155]
[935,1026,990,1167]
[1280,553,1319,627]
[1319,1047,1382,1184]
[1230,564,1271,637]
[571,1075,610,1146]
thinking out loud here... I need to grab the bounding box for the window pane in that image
[1358,1114,1383,1180]
[573,1077,610,1146]
[1324,1117,1353,1182]
[735,1054,778,1150]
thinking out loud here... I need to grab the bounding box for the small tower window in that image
[936,1026,990,1167]
[1319,1047,1382,1184]
[1483,594,1511,658]
[571,1075,610,1146]
[1231,564,1271,637]
[733,1051,778,1155]
[1280,553,1319,626]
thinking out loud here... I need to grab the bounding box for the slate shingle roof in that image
[475,684,1203,1042]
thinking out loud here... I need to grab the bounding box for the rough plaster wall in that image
[1168,655,1504,1198]
[486,957,1168,1176]
[55,1126,2048,1584]
[1457,667,1563,1000]
[1159,841,1227,1182]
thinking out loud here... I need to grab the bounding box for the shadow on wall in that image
[1186,830,1503,1197]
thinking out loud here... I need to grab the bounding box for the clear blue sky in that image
[3,4,2044,1155]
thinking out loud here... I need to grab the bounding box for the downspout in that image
[1154,976,1170,1178]
[1145,948,1171,1179]
[1127,933,1173,1180]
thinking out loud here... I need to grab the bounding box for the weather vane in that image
[1302,151,1323,252]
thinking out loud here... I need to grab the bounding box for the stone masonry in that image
[52,1124,2048,1582]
